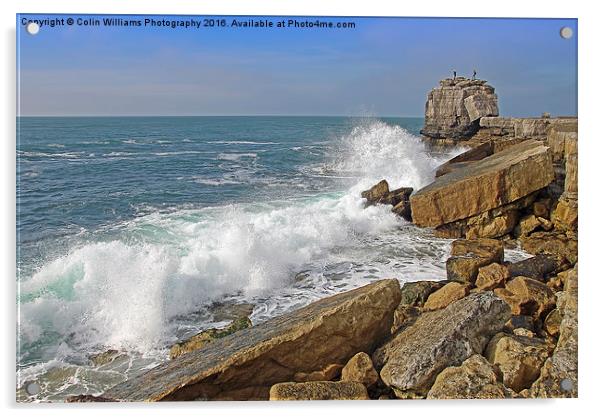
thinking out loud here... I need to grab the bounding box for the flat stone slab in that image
[410,140,554,227]
[103,279,401,401]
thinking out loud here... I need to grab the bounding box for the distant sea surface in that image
[16,116,528,401]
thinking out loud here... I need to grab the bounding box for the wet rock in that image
[410,140,554,228]
[392,199,412,221]
[377,292,510,397]
[527,265,578,397]
[423,282,471,310]
[66,394,116,402]
[381,186,413,206]
[89,349,126,367]
[475,263,510,291]
[341,352,379,388]
[361,180,389,204]
[427,354,513,399]
[399,280,447,307]
[485,333,552,392]
[210,302,255,322]
[494,277,556,320]
[103,279,401,401]
[269,381,369,400]
[170,316,253,359]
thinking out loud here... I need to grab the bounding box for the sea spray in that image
[18,117,464,400]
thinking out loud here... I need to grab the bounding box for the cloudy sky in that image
[17,15,577,117]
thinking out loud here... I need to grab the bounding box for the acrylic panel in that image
[16,14,578,402]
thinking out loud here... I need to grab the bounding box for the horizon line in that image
[16,114,425,118]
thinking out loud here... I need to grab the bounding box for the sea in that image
[16,116,527,401]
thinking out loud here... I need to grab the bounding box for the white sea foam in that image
[18,119,467,396]
[217,152,258,161]
[210,140,279,145]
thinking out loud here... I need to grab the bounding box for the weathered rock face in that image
[421,77,498,140]
[485,333,552,392]
[526,265,578,398]
[376,292,510,397]
[103,279,401,401]
[410,140,554,228]
[269,381,369,400]
[446,238,504,283]
[426,354,513,399]
[466,116,577,151]
[520,231,578,267]
[475,263,509,291]
[506,254,560,282]
[341,352,379,388]
[494,276,556,320]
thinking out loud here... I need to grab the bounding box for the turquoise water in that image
[17,116,463,400]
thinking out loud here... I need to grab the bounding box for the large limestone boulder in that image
[410,140,554,228]
[103,279,401,401]
[527,265,578,397]
[427,354,513,399]
[269,381,369,400]
[376,292,510,397]
[485,333,552,392]
[421,77,498,140]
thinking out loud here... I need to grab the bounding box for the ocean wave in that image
[209,140,279,145]
[192,178,243,186]
[153,151,208,156]
[217,153,258,161]
[18,119,466,399]
[103,152,135,157]
[18,151,85,159]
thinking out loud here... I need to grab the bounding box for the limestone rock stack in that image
[421,77,499,143]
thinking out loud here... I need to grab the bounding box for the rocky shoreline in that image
[69,77,578,401]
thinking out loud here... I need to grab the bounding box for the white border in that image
[2,1,600,416]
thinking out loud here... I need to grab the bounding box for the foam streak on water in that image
[17,117,472,400]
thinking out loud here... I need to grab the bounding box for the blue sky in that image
[17,15,577,117]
